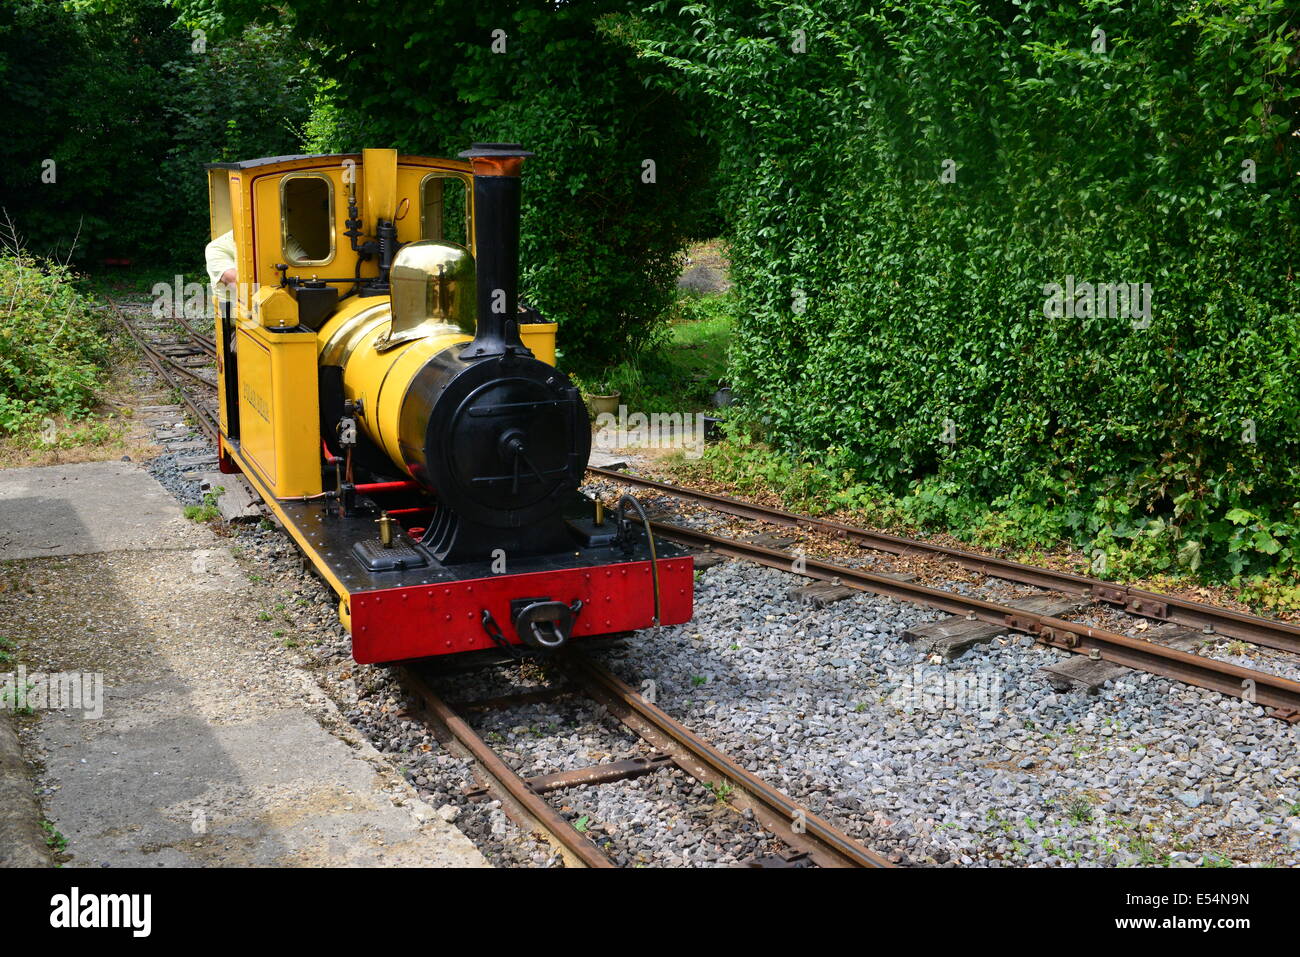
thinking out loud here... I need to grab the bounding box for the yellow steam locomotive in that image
[207,146,692,663]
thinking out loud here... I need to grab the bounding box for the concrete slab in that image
[198,472,263,523]
[0,461,209,559]
[588,450,628,470]
[37,681,477,867]
[174,453,218,469]
[0,717,47,867]
[2,462,486,868]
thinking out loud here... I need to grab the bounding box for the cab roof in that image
[205,153,358,171]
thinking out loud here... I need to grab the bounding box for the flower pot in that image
[588,392,621,416]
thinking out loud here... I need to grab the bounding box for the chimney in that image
[458,143,535,359]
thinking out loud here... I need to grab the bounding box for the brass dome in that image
[384,240,476,348]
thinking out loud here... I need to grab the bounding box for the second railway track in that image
[589,467,1300,658]
[109,300,221,439]
[585,469,1300,723]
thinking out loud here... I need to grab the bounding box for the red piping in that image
[353,480,419,494]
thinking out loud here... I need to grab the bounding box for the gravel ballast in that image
[591,559,1300,867]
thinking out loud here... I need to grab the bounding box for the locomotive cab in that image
[206,145,693,663]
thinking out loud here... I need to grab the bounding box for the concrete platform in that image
[0,461,210,559]
[0,461,486,868]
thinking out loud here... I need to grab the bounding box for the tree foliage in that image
[0,1,312,262]
[625,0,1300,581]
[183,0,718,363]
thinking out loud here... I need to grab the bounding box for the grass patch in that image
[184,488,223,523]
[2,680,35,715]
[41,820,68,853]
[565,288,734,414]
[1124,834,1172,867]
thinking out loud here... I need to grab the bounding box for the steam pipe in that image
[458,143,535,359]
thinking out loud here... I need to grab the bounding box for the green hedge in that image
[626,1,1300,582]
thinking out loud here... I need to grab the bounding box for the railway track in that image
[108,299,220,441]
[589,469,1300,655]
[588,469,1300,723]
[107,296,892,867]
[404,655,893,867]
[107,294,1295,869]
[174,310,217,357]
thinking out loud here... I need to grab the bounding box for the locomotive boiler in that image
[206,145,693,662]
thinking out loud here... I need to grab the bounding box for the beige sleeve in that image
[205,230,237,299]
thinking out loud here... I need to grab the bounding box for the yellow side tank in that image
[316,299,468,470]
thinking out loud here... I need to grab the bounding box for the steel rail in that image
[562,651,895,867]
[590,467,1300,656]
[643,520,1300,723]
[407,658,892,867]
[110,302,218,387]
[402,666,616,868]
[172,311,217,356]
[108,301,220,442]
[155,350,218,390]
[137,320,220,389]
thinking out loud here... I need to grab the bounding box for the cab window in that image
[280,173,334,264]
[420,173,471,247]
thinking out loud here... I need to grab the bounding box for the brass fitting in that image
[377,511,396,548]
